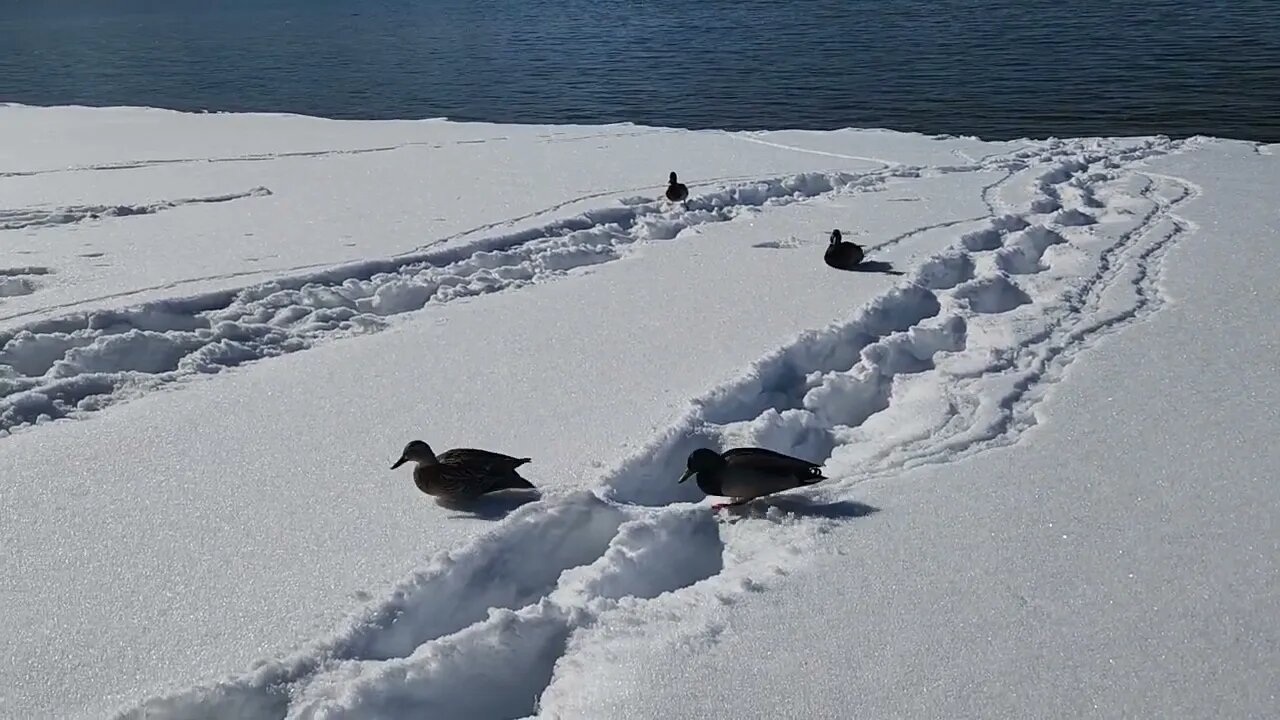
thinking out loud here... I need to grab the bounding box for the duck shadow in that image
[732,496,881,520]
[436,489,542,520]
[832,260,904,276]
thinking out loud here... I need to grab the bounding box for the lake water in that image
[2,0,1278,141]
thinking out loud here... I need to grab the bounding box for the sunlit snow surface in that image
[1,106,1277,719]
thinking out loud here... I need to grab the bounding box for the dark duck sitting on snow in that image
[391,440,534,499]
[823,229,864,270]
[678,447,827,510]
[665,171,689,202]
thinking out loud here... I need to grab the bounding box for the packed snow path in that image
[1,138,1162,437]
[98,134,1208,719]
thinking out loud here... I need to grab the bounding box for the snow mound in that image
[0,267,51,301]
[995,225,1069,274]
[953,273,1032,313]
[0,276,37,298]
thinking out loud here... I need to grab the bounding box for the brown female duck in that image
[391,440,534,499]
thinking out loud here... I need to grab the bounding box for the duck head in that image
[678,448,725,483]
[829,229,843,245]
[668,171,679,184]
[391,440,437,469]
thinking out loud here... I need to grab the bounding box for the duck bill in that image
[677,468,695,484]
[390,456,408,470]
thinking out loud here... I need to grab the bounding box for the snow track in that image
[0,126,670,179]
[0,141,1130,436]
[0,187,273,231]
[116,136,1197,719]
[0,169,889,433]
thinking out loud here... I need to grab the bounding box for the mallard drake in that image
[391,440,534,499]
[678,447,826,510]
[665,171,689,202]
[823,229,864,270]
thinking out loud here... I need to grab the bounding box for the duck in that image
[665,171,689,203]
[823,229,864,270]
[678,447,826,510]
[391,440,534,499]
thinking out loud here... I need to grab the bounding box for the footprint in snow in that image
[0,266,52,298]
[753,235,805,249]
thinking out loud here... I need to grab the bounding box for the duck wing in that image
[439,448,531,471]
[723,447,823,474]
[720,447,825,494]
[436,448,531,494]
[846,243,864,265]
[714,464,822,500]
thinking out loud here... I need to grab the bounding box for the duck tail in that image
[501,472,536,490]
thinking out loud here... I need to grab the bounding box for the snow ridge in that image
[0,266,52,300]
[116,136,1194,720]
[0,187,273,231]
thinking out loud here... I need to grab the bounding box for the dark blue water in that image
[3,0,1278,141]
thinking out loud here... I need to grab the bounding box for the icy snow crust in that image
[3,106,1275,719]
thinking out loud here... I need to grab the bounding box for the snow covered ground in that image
[1,105,1277,719]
